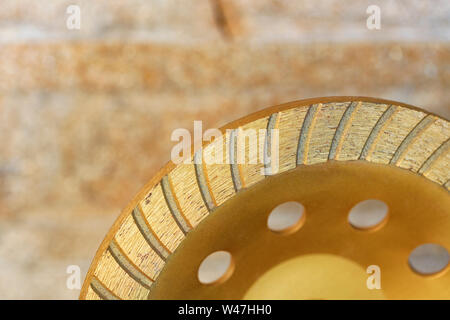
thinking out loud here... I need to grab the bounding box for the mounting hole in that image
[198,251,234,285]
[408,244,450,276]
[348,199,388,231]
[267,201,305,234]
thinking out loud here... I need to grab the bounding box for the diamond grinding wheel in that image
[80,97,450,300]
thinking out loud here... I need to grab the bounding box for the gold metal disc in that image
[80,97,450,300]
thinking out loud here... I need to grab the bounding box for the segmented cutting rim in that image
[80,96,449,300]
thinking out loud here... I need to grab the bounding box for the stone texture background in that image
[0,0,449,299]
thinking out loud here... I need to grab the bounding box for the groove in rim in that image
[359,105,397,160]
[161,176,192,234]
[229,129,243,192]
[328,101,361,160]
[194,150,216,212]
[296,103,320,165]
[90,276,121,300]
[390,114,436,165]
[264,113,280,176]
[418,138,450,176]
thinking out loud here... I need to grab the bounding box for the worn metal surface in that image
[80,97,449,299]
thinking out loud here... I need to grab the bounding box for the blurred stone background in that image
[0,0,448,299]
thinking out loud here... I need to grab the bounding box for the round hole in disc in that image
[267,201,305,234]
[408,243,450,276]
[348,199,388,230]
[198,251,234,285]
